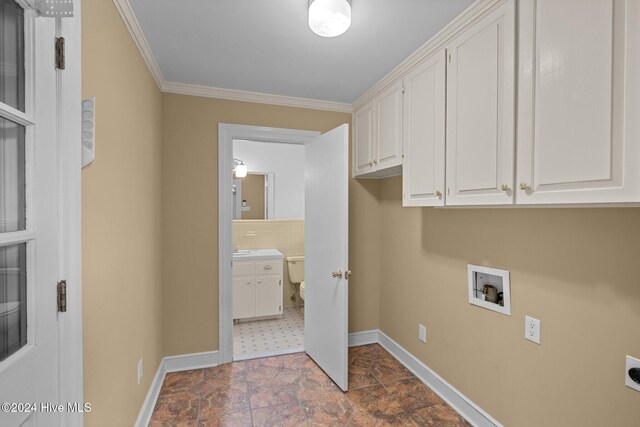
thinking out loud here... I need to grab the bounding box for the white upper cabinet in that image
[445,0,516,206]
[516,0,640,204]
[402,50,447,207]
[353,81,403,178]
[353,102,375,176]
[375,80,404,171]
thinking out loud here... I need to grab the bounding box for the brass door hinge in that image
[57,280,67,312]
[55,37,65,70]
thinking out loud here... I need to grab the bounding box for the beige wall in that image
[379,176,640,426]
[162,93,381,356]
[239,175,265,220]
[234,220,305,307]
[81,1,164,426]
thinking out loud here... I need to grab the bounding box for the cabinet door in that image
[376,80,403,170]
[254,276,282,318]
[445,0,516,205]
[233,277,255,319]
[353,102,376,176]
[402,50,446,207]
[516,0,640,204]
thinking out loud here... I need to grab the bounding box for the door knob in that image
[345,270,352,280]
[332,270,343,278]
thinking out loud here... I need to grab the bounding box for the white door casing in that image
[304,124,349,391]
[218,124,320,364]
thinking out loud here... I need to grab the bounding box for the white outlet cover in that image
[525,316,541,344]
[418,324,426,343]
[626,355,640,392]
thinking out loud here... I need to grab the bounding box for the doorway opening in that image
[231,138,306,360]
[217,125,319,364]
[218,123,351,390]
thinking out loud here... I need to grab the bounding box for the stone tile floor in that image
[150,344,471,426]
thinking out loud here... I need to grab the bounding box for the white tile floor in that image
[233,306,304,357]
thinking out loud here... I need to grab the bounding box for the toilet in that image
[286,256,305,301]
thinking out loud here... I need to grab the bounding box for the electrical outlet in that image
[525,316,541,344]
[137,358,143,385]
[418,324,426,343]
[626,355,640,392]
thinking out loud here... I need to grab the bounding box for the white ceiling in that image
[128,0,473,104]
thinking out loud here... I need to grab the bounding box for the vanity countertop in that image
[232,249,284,261]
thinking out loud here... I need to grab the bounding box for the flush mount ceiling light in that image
[233,158,247,178]
[308,0,352,38]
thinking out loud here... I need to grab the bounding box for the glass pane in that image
[0,117,25,232]
[0,243,27,362]
[0,0,25,111]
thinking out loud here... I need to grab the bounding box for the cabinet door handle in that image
[519,183,529,191]
[332,270,343,278]
[373,160,377,165]
[500,184,509,192]
[435,190,442,198]
[263,265,272,270]
[368,160,373,166]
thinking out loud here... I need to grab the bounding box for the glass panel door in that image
[0,0,28,364]
[0,243,26,361]
[0,0,25,112]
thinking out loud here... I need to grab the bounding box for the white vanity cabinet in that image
[353,80,403,178]
[232,251,283,321]
[516,0,640,205]
[444,0,516,206]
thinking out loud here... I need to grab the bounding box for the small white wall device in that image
[81,97,95,168]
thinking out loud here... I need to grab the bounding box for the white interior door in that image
[304,124,349,391]
[0,4,60,426]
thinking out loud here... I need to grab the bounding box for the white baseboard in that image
[375,330,502,427]
[163,350,220,373]
[348,329,380,347]
[135,333,500,427]
[135,350,220,427]
[134,361,166,427]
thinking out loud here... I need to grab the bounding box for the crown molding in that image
[352,0,503,110]
[112,0,166,90]
[163,81,353,113]
[111,0,353,113]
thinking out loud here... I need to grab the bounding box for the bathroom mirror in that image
[233,139,305,220]
[233,172,275,220]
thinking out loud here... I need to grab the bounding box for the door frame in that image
[57,8,84,426]
[218,124,319,364]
